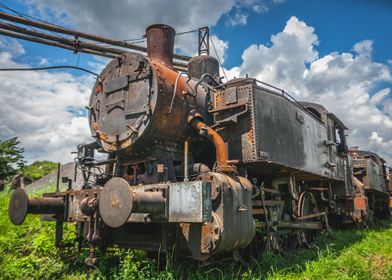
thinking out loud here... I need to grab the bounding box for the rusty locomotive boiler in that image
[8,24,392,265]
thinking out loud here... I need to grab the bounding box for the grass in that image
[1,186,392,279]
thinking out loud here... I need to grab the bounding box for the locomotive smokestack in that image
[146,24,176,67]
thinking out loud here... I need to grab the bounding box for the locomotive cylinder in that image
[207,173,255,255]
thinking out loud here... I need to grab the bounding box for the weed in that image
[0,187,391,279]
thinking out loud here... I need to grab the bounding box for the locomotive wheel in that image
[298,192,320,248]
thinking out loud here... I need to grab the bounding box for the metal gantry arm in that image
[0,11,189,71]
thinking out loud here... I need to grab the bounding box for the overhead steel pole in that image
[0,11,191,62]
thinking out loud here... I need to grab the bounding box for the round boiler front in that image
[89,52,159,152]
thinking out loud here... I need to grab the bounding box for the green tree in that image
[22,160,58,181]
[0,137,25,188]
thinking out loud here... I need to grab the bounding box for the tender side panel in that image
[252,87,338,180]
[365,159,387,192]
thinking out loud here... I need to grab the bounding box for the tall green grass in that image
[0,187,391,279]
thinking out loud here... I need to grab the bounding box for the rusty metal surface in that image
[212,174,255,254]
[89,52,156,152]
[8,188,28,225]
[252,86,334,178]
[213,79,349,182]
[388,170,392,193]
[65,188,99,222]
[350,149,388,193]
[184,173,255,257]
[188,55,219,80]
[88,24,218,157]
[99,177,133,228]
[89,52,203,154]
[189,117,228,167]
[100,178,213,227]
[132,191,165,214]
[168,181,211,223]
[9,188,64,225]
[146,24,176,68]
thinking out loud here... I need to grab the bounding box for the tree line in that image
[0,137,57,190]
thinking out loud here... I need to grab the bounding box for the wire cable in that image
[0,3,117,49]
[121,28,197,43]
[0,2,66,29]
[177,29,198,36]
[0,3,69,41]
[0,65,99,76]
[0,3,198,58]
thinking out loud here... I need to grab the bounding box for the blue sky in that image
[215,0,392,68]
[3,0,392,72]
[0,0,392,163]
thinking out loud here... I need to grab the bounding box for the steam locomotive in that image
[8,24,392,265]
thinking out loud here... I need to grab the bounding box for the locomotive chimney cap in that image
[146,24,176,35]
[146,24,176,67]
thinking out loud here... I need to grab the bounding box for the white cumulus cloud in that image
[369,88,390,105]
[26,0,235,56]
[353,40,373,57]
[225,16,392,162]
[0,48,93,163]
[226,11,248,26]
[0,38,25,56]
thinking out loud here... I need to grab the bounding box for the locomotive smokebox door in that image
[89,52,157,152]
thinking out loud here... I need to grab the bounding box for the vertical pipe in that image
[56,162,60,192]
[55,221,63,247]
[184,141,189,182]
[188,118,228,167]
